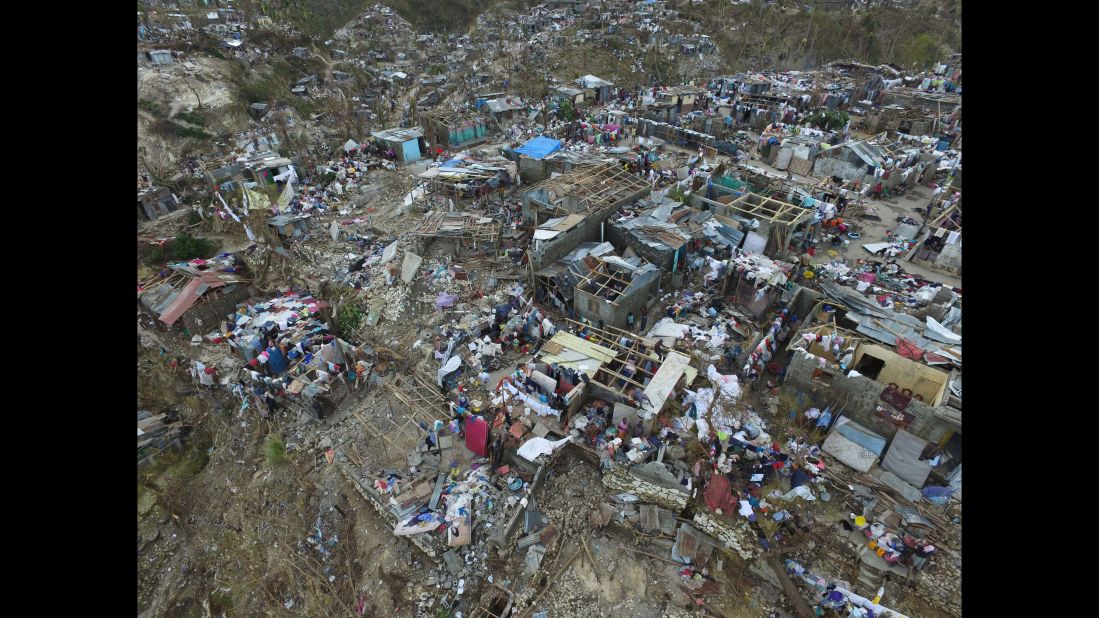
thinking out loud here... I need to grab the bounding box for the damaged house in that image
[522,164,651,271]
[138,186,179,221]
[420,108,490,151]
[138,255,252,334]
[371,126,427,162]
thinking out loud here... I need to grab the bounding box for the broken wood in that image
[516,547,582,618]
[765,555,816,618]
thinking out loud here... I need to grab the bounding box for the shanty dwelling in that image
[521,165,651,271]
[420,109,490,151]
[777,286,962,497]
[248,102,269,120]
[575,74,615,103]
[482,96,526,122]
[812,140,887,182]
[371,127,427,163]
[690,188,813,260]
[267,213,314,241]
[552,85,585,107]
[242,152,295,187]
[138,258,253,334]
[138,186,179,221]
[148,49,174,65]
[510,135,563,183]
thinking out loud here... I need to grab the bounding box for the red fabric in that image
[703,475,738,514]
[895,338,924,361]
[465,416,489,457]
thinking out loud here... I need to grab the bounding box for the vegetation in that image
[805,109,850,132]
[692,0,958,72]
[558,98,575,122]
[173,110,206,126]
[139,99,165,117]
[171,233,216,261]
[264,434,289,467]
[336,303,364,337]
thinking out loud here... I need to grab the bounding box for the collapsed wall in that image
[602,465,759,560]
[339,463,448,561]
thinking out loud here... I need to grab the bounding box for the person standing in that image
[626,311,635,332]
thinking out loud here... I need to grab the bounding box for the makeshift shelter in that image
[371,127,427,162]
[575,74,615,103]
[138,255,252,333]
[420,108,489,150]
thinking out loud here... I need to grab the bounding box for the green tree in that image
[559,98,574,122]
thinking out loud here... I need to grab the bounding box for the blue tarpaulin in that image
[514,136,563,160]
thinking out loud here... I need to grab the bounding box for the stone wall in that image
[602,466,759,560]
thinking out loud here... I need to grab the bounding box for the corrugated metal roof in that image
[157,271,249,326]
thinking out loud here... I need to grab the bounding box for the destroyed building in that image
[522,164,650,270]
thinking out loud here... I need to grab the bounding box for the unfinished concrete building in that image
[573,254,660,330]
[522,164,650,271]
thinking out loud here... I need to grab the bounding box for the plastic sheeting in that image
[514,136,563,160]
[516,436,571,462]
[437,355,461,386]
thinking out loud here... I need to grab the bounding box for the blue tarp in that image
[514,136,562,160]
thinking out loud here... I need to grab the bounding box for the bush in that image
[174,110,206,126]
[264,434,288,467]
[171,233,216,260]
[337,304,364,337]
[139,99,164,116]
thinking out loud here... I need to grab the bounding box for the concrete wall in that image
[528,208,615,271]
[784,351,958,444]
[574,269,661,329]
[813,155,864,181]
[852,344,949,406]
[519,157,548,183]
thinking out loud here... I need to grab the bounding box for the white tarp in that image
[437,355,462,386]
[516,436,571,462]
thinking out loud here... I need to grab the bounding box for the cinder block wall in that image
[784,352,957,444]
